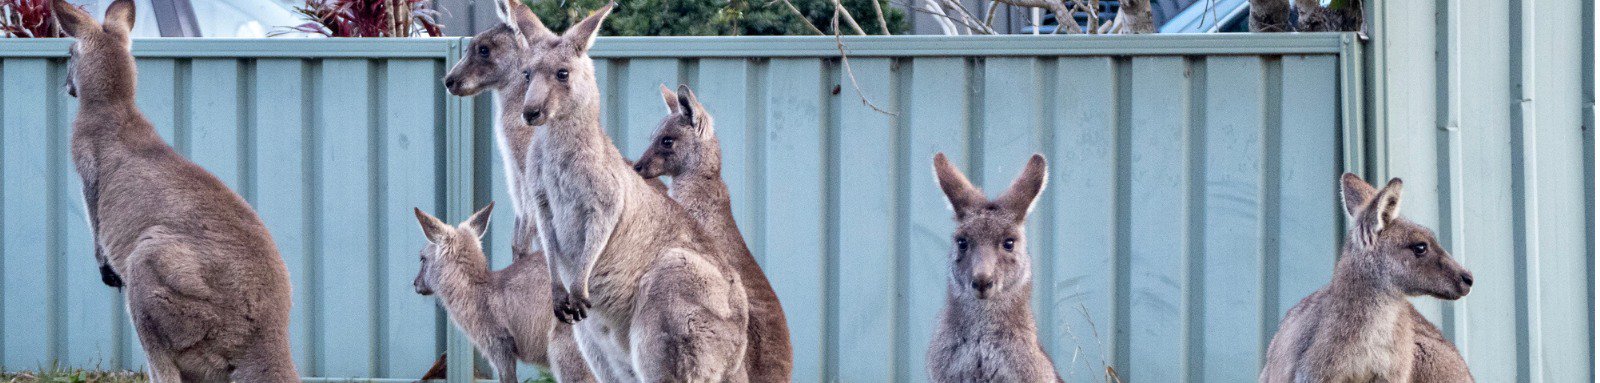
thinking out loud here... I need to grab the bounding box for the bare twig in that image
[831,9,895,116]
[830,0,868,35]
[982,0,1000,27]
[939,0,996,33]
[771,0,826,35]
[868,0,891,34]
[896,0,961,34]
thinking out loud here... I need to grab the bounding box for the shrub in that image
[526,0,906,36]
[282,0,443,37]
[0,0,76,38]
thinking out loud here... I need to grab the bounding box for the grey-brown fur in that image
[633,84,794,382]
[411,204,593,383]
[56,1,297,381]
[440,2,595,381]
[925,153,1061,383]
[517,6,750,381]
[1260,173,1474,383]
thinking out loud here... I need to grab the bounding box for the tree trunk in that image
[1293,0,1364,32]
[1102,0,1154,34]
[1249,0,1291,32]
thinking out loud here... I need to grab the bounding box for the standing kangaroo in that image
[925,153,1062,383]
[411,203,593,383]
[633,84,794,382]
[518,6,751,381]
[1260,174,1475,383]
[441,2,594,381]
[55,1,298,381]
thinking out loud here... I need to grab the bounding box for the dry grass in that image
[1,365,146,383]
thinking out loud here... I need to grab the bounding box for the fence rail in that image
[0,33,1582,383]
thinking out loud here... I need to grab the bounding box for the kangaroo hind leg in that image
[632,249,749,383]
[123,235,230,382]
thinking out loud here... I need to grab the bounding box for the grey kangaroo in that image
[411,203,593,383]
[518,5,751,381]
[55,0,297,381]
[925,153,1062,383]
[1260,174,1475,383]
[441,1,594,381]
[633,84,794,382]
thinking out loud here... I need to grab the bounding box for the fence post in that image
[442,37,479,383]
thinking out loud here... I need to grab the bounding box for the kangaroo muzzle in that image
[522,109,544,126]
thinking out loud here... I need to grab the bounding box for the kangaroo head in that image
[519,3,611,126]
[53,0,137,100]
[443,0,554,96]
[634,84,717,178]
[1338,173,1473,300]
[410,203,494,296]
[932,153,1048,300]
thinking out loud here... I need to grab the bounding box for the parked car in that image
[66,0,303,37]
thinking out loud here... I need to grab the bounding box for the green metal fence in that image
[0,33,1585,382]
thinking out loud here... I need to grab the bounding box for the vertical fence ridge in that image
[46,57,66,363]
[301,58,324,376]
[1183,55,1207,383]
[173,59,191,155]
[1258,56,1284,356]
[368,59,389,377]
[820,57,841,381]
[1110,56,1134,380]
[1034,57,1058,362]
[890,57,914,383]
[238,59,257,202]
[745,58,768,268]
[0,58,8,367]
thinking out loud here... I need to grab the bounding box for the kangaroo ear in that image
[1339,173,1377,220]
[932,153,985,219]
[463,202,494,240]
[52,0,97,37]
[103,0,136,33]
[414,208,451,243]
[675,84,705,130]
[659,84,680,115]
[1352,178,1403,246]
[501,0,554,42]
[563,3,612,53]
[997,154,1048,219]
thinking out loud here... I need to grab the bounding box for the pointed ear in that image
[52,0,97,37]
[997,154,1048,218]
[1340,173,1377,220]
[103,0,136,33]
[932,153,985,219]
[675,84,705,130]
[563,3,612,53]
[659,84,680,115]
[463,202,494,240]
[502,0,554,42]
[1352,178,1403,245]
[414,208,451,243]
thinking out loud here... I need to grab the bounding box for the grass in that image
[0,364,146,383]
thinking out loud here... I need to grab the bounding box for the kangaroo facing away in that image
[633,84,794,382]
[410,203,593,383]
[517,6,751,381]
[441,2,594,381]
[55,1,297,381]
[1260,174,1475,383]
[924,153,1061,383]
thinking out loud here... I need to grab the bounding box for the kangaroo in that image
[517,6,751,381]
[633,84,794,382]
[410,203,587,383]
[54,1,297,381]
[1260,173,1475,383]
[925,153,1062,383]
[441,2,595,381]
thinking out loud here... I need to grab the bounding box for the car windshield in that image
[70,0,303,37]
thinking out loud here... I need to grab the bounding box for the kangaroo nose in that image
[444,78,458,90]
[522,110,542,125]
[633,163,644,172]
[971,278,994,294]
[1461,272,1474,287]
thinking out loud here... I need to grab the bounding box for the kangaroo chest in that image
[932,308,1053,383]
[1318,303,1415,382]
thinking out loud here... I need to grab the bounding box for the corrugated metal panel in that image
[11,33,1578,383]
[1368,0,1594,382]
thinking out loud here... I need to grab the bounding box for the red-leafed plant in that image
[1,0,81,38]
[280,0,442,37]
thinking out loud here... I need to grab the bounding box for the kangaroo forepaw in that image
[99,263,124,288]
[554,295,590,324]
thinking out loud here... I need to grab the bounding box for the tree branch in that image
[771,0,826,35]
[830,0,868,35]
[832,9,895,116]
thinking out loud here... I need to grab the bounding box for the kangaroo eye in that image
[556,69,570,82]
[660,137,674,149]
[477,45,490,58]
[955,238,968,251]
[1409,242,1429,257]
[522,70,531,81]
[1002,239,1016,252]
